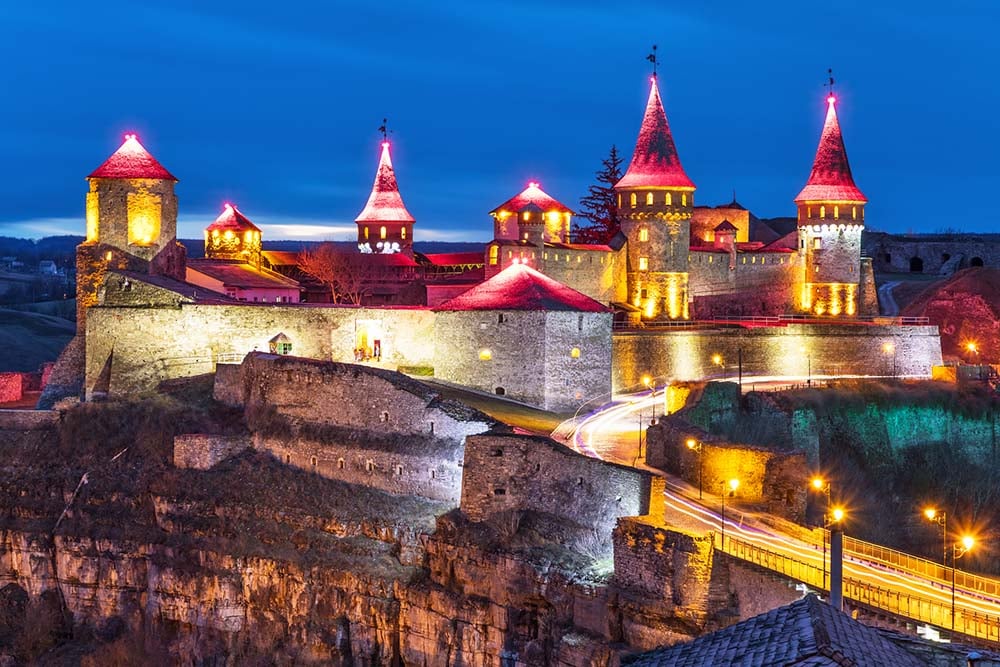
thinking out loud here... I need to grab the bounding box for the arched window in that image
[630,193,637,208]
[380,226,387,240]
[665,192,672,205]
[820,205,826,219]
[833,205,839,219]
[852,206,858,220]
[364,226,370,240]
[682,193,688,206]
[645,192,653,206]
[807,207,812,219]
[488,245,499,266]
[401,227,407,239]
[639,228,649,242]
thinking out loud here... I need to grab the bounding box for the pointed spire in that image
[355,141,415,223]
[89,133,176,180]
[795,95,866,203]
[615,77,695,190]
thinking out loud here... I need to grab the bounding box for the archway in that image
[942,253,951,263]
[495,387,506,396]
[971,257,984,267]
[909,257,924,273]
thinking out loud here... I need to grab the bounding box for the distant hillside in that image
[902,267,1000,362]
[180,239,485,259]
[0,309,75,372]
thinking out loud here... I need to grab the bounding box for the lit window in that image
[479,349,492,360]
[401,227,407,239]
[639,257,648,271]
[365,227,370,240]
[820,206,826,219]
[852,206,858,220]
[645,192,653,206]
[708,255,713,263]
[105,250,113,261]
[807,207,812,218]
[813,238,821,250]
[665,192,672,205]
[630,193,637,208]
[617,194,622,208]
[543,252,548,260]
[488,245,499,266]
[639,228,649,242]
[682,193,687,206]
[752,256,756,264]
[508,250,512,258]
[570,347,581,358]
[833,205,840,219]
[380,226,387,240]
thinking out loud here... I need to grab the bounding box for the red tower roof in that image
[434,263,609,312]
[615,77,695,190]
[88,134,176,180]
[355,141,415,223]
[795,96,867,203]
[490,181,573,215]
[207,203,261,233]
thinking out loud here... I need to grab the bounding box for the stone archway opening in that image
[909,257,924,273]
[971,257,984,267]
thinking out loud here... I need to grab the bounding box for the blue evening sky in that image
[0,1,996,242]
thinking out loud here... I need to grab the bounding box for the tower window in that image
[645,192,653,206]
[630,193,637,208]
[380,226,387,240]
[820,206,826,219]
[639,228,649,242]
[570,347,581,358]
[833,205,840,219]
[682,193,688,206]
[638,257,649,271]
[665,192,672,205]
[401,226,407,239]
[488,245,498,266]
[365,227,370,240]
[813,238,821,250]
[852,206,858,220]
[523,211,530,221]
[807,207,812,218]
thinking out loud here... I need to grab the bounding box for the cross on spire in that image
[378,117,389,142]
[825,68,835,97]
[647,45,658,78]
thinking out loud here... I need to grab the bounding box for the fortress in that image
[55,71,942,410]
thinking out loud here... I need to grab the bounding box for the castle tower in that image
[490,181,573,245]
[355,141,415,257]
[614,75,696,320]
[794,93,867,317]
[76,133,186,330]
[205,203,262,268]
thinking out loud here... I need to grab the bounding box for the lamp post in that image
[951,536,975,631]
[828,506,846,611]
[720,478,739,551]
[686,438,704,499]
[883,341,896,378]
[799,346,812,386]
[643,375,656,422]
[811,477,832,590]
[923,508,947,569]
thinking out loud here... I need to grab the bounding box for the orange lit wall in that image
[126,190,162,246]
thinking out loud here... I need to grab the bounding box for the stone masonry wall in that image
[173,434,252,470]
[460,433,652,542]
[212,363,242,407]
[543,311,614,411]
[612,322,942,391]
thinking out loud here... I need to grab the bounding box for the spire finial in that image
[647,45,658,78]
[378,117,389,143]
[825,68,835,100]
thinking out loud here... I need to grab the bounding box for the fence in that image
[724,535,1000,643]
[613,314,930,330]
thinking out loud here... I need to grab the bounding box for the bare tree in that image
[297,243,374,305]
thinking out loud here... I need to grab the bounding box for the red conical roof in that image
[795,96,866,203]
[434,263,608,312]
[490,181,572,215]
[88,133,176,180]
[615,76,695,190]
[207,203,261,233]
[355,141,415,223]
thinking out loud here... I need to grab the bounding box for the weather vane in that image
[647,45,658,77]
[825,68,835,96]
[378,117,389,142]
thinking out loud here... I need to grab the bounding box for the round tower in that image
[794,94,867,317]
[76,133,185,330]
[355,141,415,257]
[614,75,695,320]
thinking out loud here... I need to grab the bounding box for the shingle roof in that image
[795,96,867,204]
[89,134,176,180]
[355,141,415,223]
[207,204,261,233]
[187,259,301,289]
[433,263,609,312]
[490,182,572,215]
[714,220,738,232]
[615,76,695,190]
[623,595,925,667]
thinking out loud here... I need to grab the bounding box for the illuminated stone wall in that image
[485,243,627,304]
[690,206,750,244]
[613,323,943,391]
[687,250,799,317]
[461,433,652,542]
[797,223,863,315]
[432,309,612,412]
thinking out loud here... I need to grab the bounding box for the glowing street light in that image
[951,535,976,631]
[720,478,739,551]
[882,341,897,377]
[711,353,725,379]
[686,438,704,499]
[810,477,833,590]
[965,341,979,365]
[923,508,947,567]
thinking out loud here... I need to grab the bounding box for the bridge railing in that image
[724,535,1000,643]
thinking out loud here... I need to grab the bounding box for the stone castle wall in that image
[865,232,1000,274]
[612,323,943,391]
[173,434,251,470]
[460,433,652,541]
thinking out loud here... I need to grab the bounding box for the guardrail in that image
[612,314,931,330]
[724,535,1000,643]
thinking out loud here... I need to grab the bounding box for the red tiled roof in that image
[490,182,572,215]
[206,203,261,233]
[434,263,608,312]
[89,134,176,180]
[355,141,415,223]
[423,252,485,266]
[615,77,695,190]
[795,96,867,203]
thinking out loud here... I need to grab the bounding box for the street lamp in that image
[643,375,656,421]
[828,506,847,611]
[720,478,739,551]
[882,341,896,378]
[950,535,975,631]
[799,345,812,386]
[923,508,947,568]
[711,353,725,379]
[966,341,979,365]
[811,477,832,590]
[686,438,704,499]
